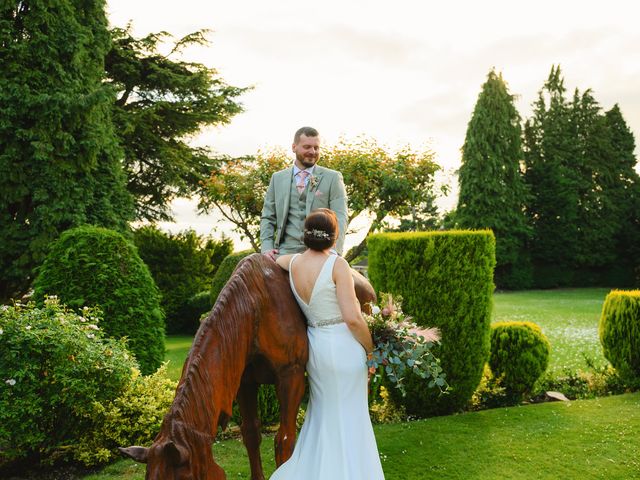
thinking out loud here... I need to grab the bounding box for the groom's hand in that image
[263,249,279,261]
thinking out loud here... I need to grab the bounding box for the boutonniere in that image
[309,175,320,191]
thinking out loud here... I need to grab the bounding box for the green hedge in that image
[210,250,254,305]
[133,226,232,334]
[368,230,495,416]
[599,290,640,380]
[33,226,165,374]
[489,321,550,399]
[176,291,212,335]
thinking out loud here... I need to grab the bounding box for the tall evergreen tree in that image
[523,65,582,286]
[605,105,640,283]
[0,1,133,301]
[456,70,531,288]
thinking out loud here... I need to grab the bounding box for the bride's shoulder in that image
[332,255,350,278]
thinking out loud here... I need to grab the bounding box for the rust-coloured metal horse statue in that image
[120,253,375,480]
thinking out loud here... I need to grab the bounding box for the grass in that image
[84,393,640,479]
[493,288,610,373]
[163,334,193,381]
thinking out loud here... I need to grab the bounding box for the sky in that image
[106,0,640,251]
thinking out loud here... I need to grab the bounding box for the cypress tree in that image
[457,70,531,288]
[605,105,640,283]
[523,65,581,287]
[0,1,133,301]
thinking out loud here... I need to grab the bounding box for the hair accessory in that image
[304,229,331,240]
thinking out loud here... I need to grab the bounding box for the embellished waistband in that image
[308,316,344,328]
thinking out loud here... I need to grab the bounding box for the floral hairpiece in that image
[304,229,331,240]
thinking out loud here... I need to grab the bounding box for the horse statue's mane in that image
[166,254,279,433]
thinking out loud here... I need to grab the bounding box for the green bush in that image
[134,226,233,333]
[599,289,640,380]
[210,250,254,305]
[0,298,135,467]
[489,321,550,399]
[367,230,495,416]
[32,226,165,374]
[74,365,176,466]
[176,290,212,335]
[231,384,280,428]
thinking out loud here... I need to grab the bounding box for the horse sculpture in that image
[120,253,376,480]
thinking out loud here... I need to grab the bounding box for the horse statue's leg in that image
[237,378,265,480]
[274,365,306,466]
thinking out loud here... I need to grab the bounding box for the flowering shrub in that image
[73,365,177,466]
[0,298,135,467]
[365,294,447,398]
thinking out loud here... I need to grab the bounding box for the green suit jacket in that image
[260,165,348,255]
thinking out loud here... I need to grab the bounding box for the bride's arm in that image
[275,254,295,271]
[334,257,374,353]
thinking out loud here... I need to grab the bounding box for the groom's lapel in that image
[281,167,294,228]
[306,167,325,216]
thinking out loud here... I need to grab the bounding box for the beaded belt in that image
[308,316,344,328]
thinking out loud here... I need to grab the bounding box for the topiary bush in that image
[32,226,165,374]
[134,226,233,333]
[489,321,550,400]
[0,298,135,468]
[368,230,495,416]
[599,289,640,380]
[210,250,254,305]
[176,290,212,335]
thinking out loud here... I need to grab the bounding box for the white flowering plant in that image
[365,293,448,398]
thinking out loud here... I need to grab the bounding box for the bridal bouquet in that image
[365,293,448,397]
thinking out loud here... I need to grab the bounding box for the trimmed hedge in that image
[210,250,254,305]
[489,321,550,399]
[33,226,165,374]
[368,230,495,416]
[599,290,640,380]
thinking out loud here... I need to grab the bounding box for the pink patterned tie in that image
[296,170,309,194]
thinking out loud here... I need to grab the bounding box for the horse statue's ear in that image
[118,446,149,463]
[164,440,189,465]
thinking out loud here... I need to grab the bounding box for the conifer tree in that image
[523,65,581,286]
[457,70,531,288]
[0,1,133,300]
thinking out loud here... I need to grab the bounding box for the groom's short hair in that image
[294,126,319,144]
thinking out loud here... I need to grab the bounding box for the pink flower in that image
[410,326,441,343]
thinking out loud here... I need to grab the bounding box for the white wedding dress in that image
[270,254,385,480]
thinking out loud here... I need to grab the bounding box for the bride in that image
[271,208,385,480]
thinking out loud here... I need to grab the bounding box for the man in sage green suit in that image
[261,127,348,259]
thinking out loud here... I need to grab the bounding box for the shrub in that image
[32,226,165,374]
[210,250,254,305]
[134,226,233,333]
[176,291,212,335]
[231,384,280,428]
[74,365,177,466]
[0,298,135,467]
[367,230,495,416]
[599,289,640,380]
[489,321,550,400]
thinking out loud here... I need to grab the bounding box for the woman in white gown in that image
[272,208,385,480]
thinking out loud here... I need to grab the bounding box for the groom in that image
[261,126,348,260]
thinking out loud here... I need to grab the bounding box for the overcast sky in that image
[107,0,640,250]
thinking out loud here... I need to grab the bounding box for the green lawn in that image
[163,334,193,381]
[85,392,640,479]
[493,288,610,373]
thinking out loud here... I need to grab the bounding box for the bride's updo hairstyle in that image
[303,208,338,251]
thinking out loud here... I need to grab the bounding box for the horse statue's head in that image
[119,418,224,480]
